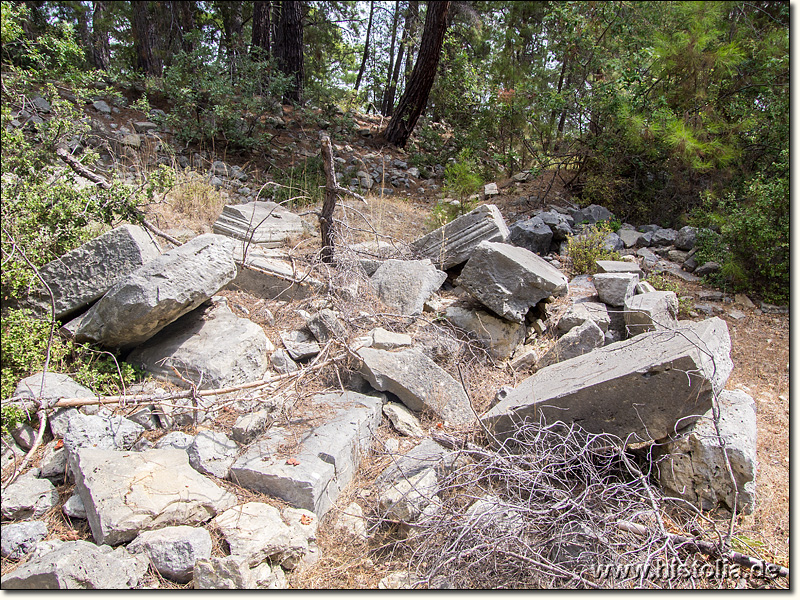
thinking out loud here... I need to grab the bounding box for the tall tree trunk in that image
[274,0,304,104]
[91,1,110,71]
[380,1,401,115]
[383,1,450,148]
[74,3,93,68]
[131,1,163,76]
[384,0,415,116]
[251,0,271,58]
[404,0,419,82]
[219,1,244,79]
[353,0,374,91]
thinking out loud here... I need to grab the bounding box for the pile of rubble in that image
[1,200,756,589]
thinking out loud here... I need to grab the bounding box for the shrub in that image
[443,150,483,218]
[566,222,621,275]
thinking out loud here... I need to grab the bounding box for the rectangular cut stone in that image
[410,204,510,269]
[213,201,304,247]
[595,260,644,278]
[22,225,161,320]
[481,318,733,444]
[228,247,324,300]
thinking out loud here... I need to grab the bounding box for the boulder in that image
[229,393,382,516]
[482,318,733,445]
[1,521,48,559]
[674,226,698,250]
[357,347,473,426]
[127,525,212,583]
[0,541,146,589]
[212,201,304,247]
[306,309,346,342]
[617,228,646,248]
[595,260,644,278]
[14,373,94,438]
[592,272,639,307]
[70,448,238,545]
[127,298,271,389]
[39,440,68,479]
[656,390,757,513]
[445,305,526,360]
[624,291,679,335]
[63,493,87,520]
[21,225,161,320]
[536,211,574,241]
[457,241,568,323]
[232,410,272,445]
[509,217,553,255]
[186,431,239,479]
[651,228,678,246]
[370,259,446,316]
[536,319,605,369]
[193,556,253,589]
[570,204,612,225]
[270,349,299,374]
[602,232,624,252]
[63,414,145,455]
[75,234,238,350]
[694,261,721,276]
[154,431,194,451]
[383,402,425,437]
[562,301,610,333]
[410,204,510,269]
[636,247,659,270]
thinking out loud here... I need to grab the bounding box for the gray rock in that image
[624,291,679,335]
[357,347,474,426]
[376,439,454,488]
[656,389,757,513]
[270,348,299,373]
[603,232,624,252]
[537,319,605,369]
[127,299,271,389]
[187,431,239,479]
[232,410,272,445]
[229,247,324,300]
[93,100,111,113]
[636,247,659,270]
[230,392,382,516]
[193,555,252,589]
[120,133,141,148]
[70,447,237,545]
[482,318,733,445]
[595,260,644,278]
[558,302,610,334]
[213,201,304,247]
[1,436,24,472]
[63,413,145,455]
[370,259,446,316]
[509,217,553,255]
[457,241,568,323]
[14,373,94,437]
[127,525,212,583]
[445,305,526,360]
[694,261,721,276]
[1,521,48,559]
[410,204,510,269]
[20,225,161,320]
[32,95,52,113]
[635,281,657,294]
[651,228,678,246]
[378,468,439,522]
[306,309,346,342]
[333,502,368,541]
[10,422,36,450]
[1,473,59,520]
[668,249,689,263]
[132,121,158,133]
[484,182,499,196]
[75,234,238,350]
[571,204,612,225]
[383,402,425,437]
[154,431,194,451]
[617,228,646,248]
[370,327,413,350]
[674,226,697,250]
[280,329,320,361]
[592,272,639,307]
[63,493,87,519]
[0,541,146,589]
[39,440,68,479]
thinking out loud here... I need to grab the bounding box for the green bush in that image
[443,150,483,217]
[566,222,621,275]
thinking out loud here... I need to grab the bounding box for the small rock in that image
[1,473,60,520]
[1,521,48,559]
[187,431,239,479]
[383,402,425,437]
[93,100,111,114]
[127,525,212,583]
[63,493,87,519]
[271,348,300,373]
[232,410,272,445]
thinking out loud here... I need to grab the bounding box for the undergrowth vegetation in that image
[566,222,621,275]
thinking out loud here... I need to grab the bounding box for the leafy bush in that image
[566,222,621,274]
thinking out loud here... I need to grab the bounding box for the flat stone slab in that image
[229,392,382,516]
[228,246,324,300]
[127,298,272,389]
[656,389,757,514]
[213,201,304,247]
[70,448,238,545]
[482,318,733,445]
[370,259,446,316]
[410,204,510,269]
[75,234,238,350]
[21,224,161,321]
[445,305,526,360]
[624,291,679,335]
[457,241,568,323]
[357,347,474,426]
[595,260,644,278]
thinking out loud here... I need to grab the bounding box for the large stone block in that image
[127,298,271,389]
[21,224,161,321]
[593,272,639,307]
[357,347,474,426]
[213,201,304,247]
[370,259,446,316]
[410,204,510,269]
[457,241,568,323]
[445,305,526,360]
[624,291,679,335]
[655,389,757,513]
[75,234,238,350]
[509,217,553,256]
[482,318,733,445]
[536,319,605,369]
[70,448,237,545]
[228,246,324,300]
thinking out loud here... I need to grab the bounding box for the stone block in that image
[593,272,639,307]
[370,259,446,316]
[624,291,679,335]
[445,305,526,360]
[213,201,304,247]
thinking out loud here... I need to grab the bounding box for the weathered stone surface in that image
[230,393,382,516]
[637,247,659,270]
[333,502,368,541]
[378,468,439,522]
[10,422,36,450]
[484,182,499,196]
[595,260,644,278]
[0,541,146,589]
[537,319,605,369]
[509,216,553,255]
[694,261,721,276]
[70,448,237,545]
[75,234,238,350]
[21,225,161,320]
[127,525,212,583]
[14,373,94,438]
[445,305,526,360]
[377,438,455,487]
[656,390,757,513]
[280,329,320,361]
[592,272,639,307]
[370,259,446,316]
[617,228,647,248]
[193,555,252,589]
[127,299,271,389]
[635,281,657,295]
[1,521,48,559]
[39,440,68,479]
[232,410,272,445]
[482,318,733,444]
[410,204,510,269]
[306,309,346,342]
[603,232,624,252]
[63,414,145,455]
[383,402,425,437]
[570,204,612,225]
[270,348,299,373]
[154,431,194,451]
[457,241,568,323]
[557,303,593,334]
[370,327,413,350]
[358,347,474,426]
[63,493,87,519]
[651,228,678,246]
[187,431,239,479]
[624,291,679,335]
[213,201,304,247]
[1,473,59,520]
[229,247,324,300]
